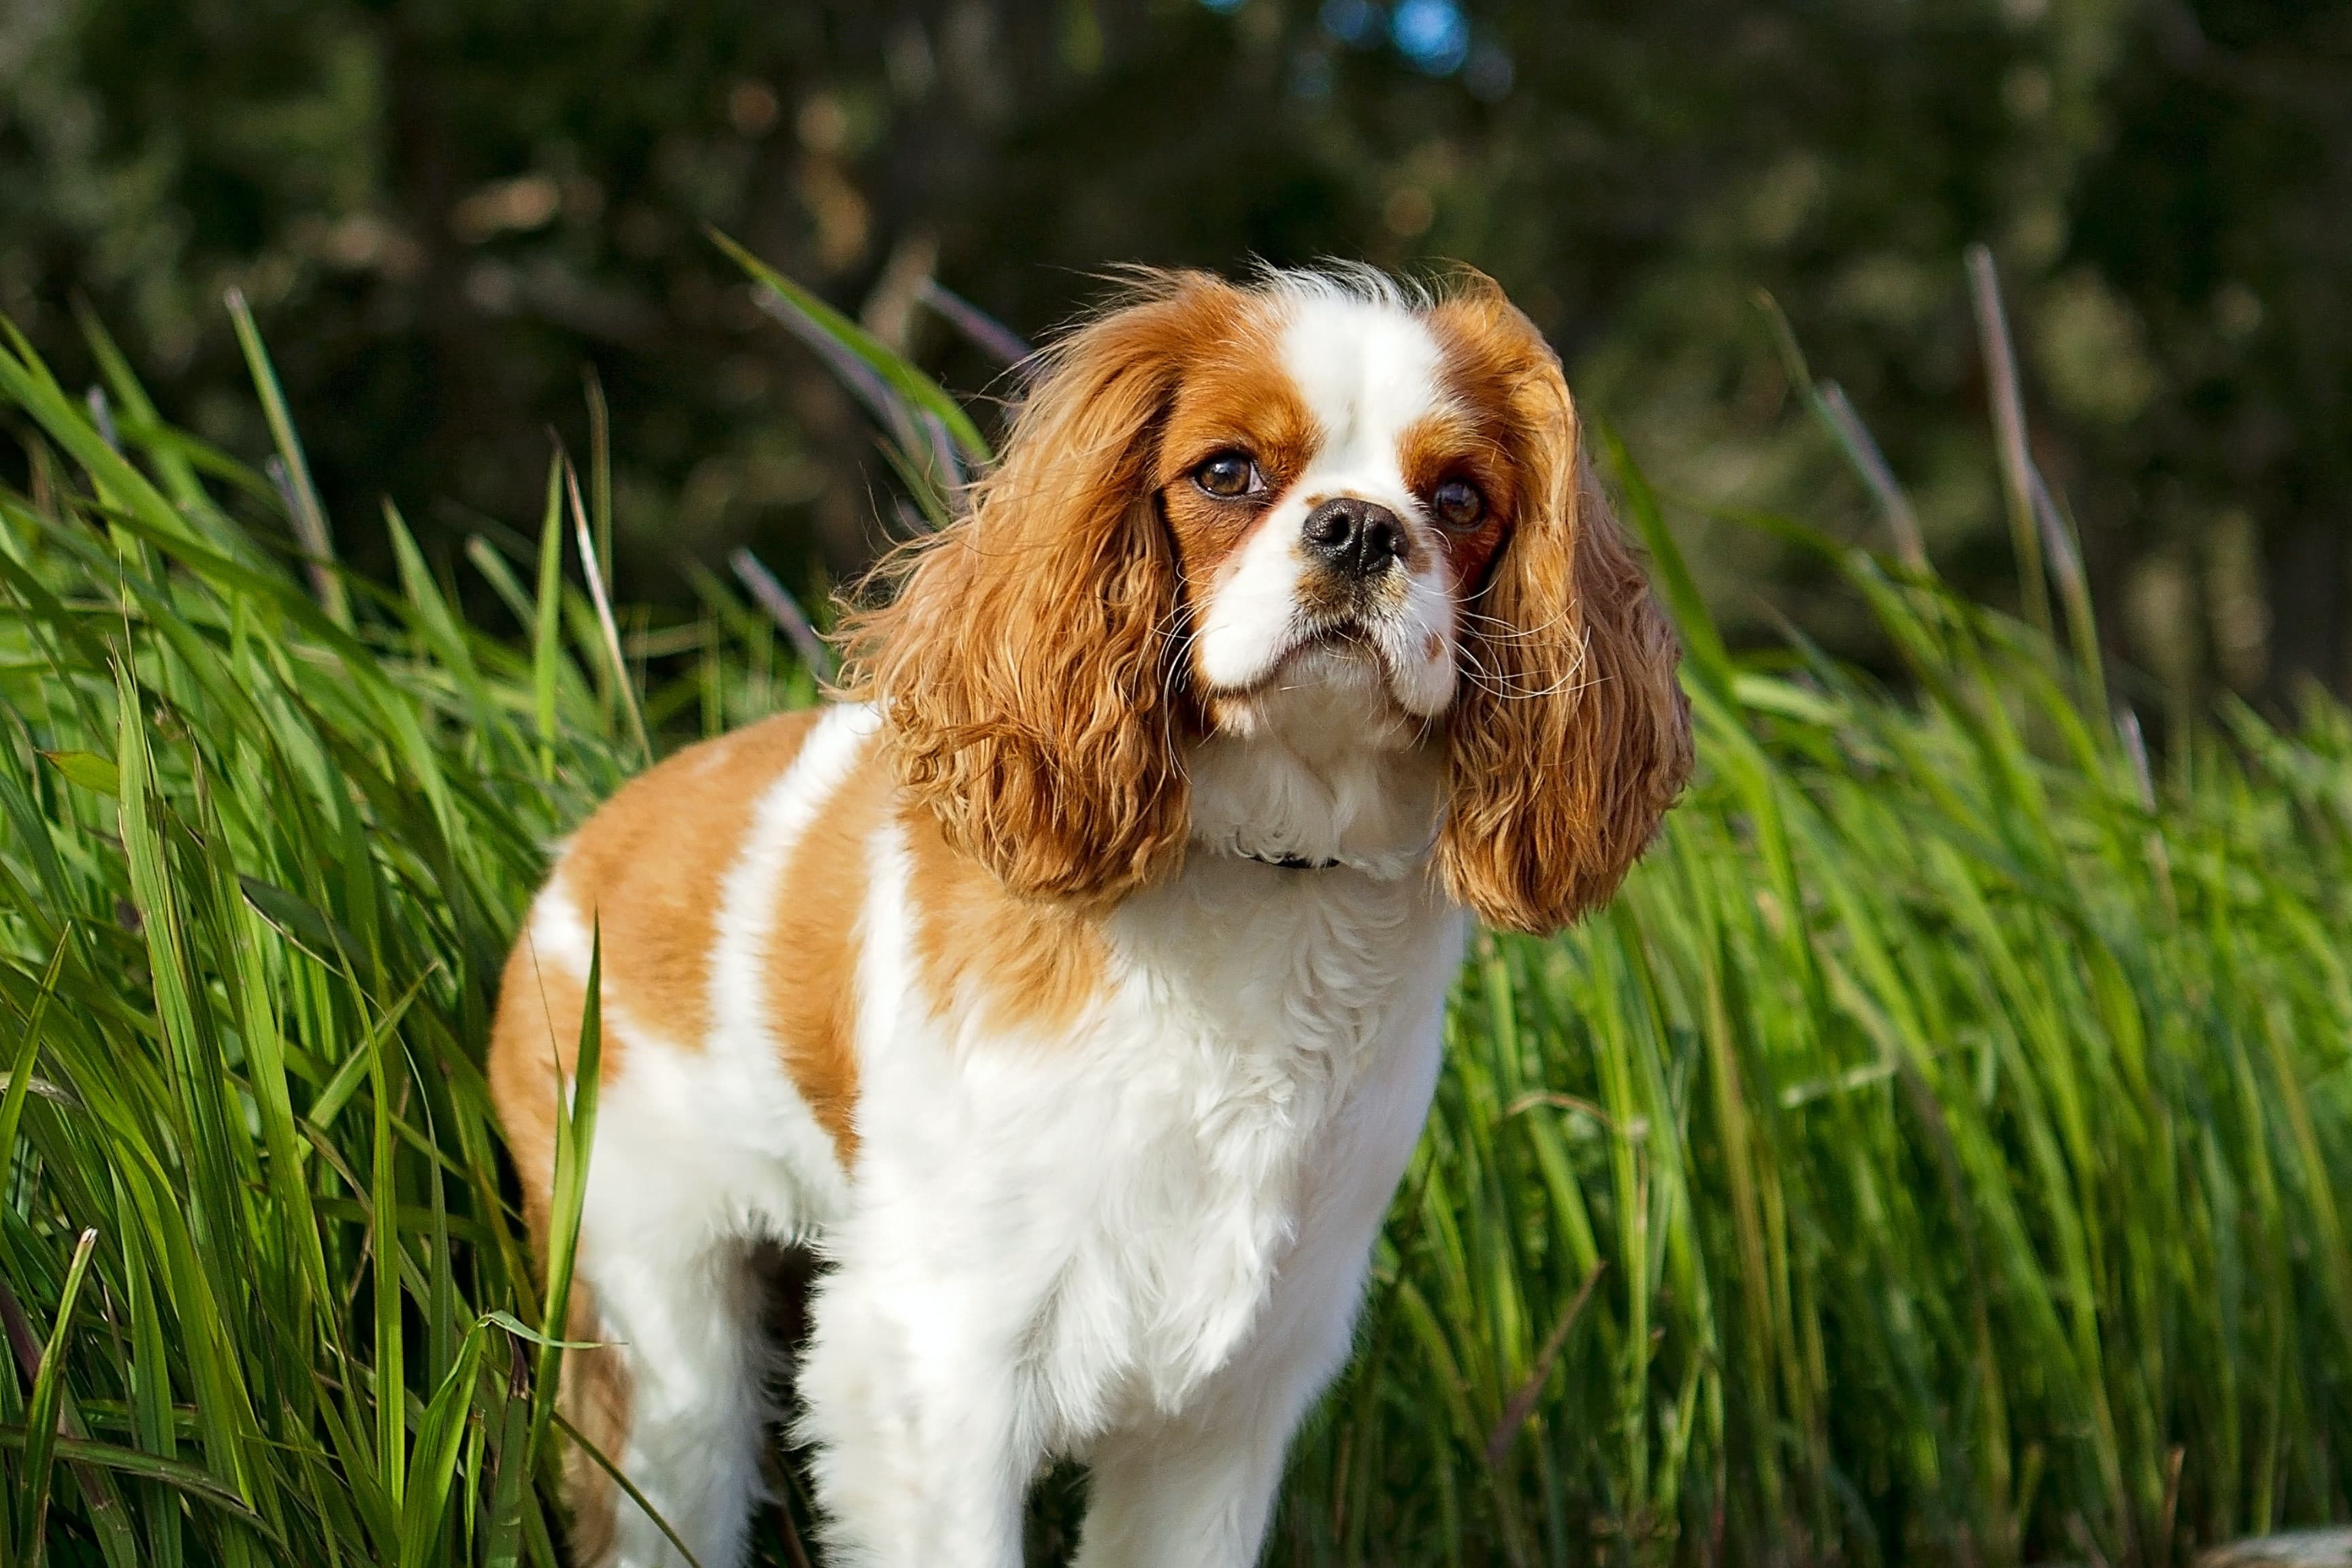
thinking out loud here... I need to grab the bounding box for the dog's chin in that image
[1199,627,1447,744]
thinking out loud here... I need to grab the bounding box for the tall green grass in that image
[0,261,2346,1568]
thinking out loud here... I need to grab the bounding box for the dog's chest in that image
[1034,865,1458,1428]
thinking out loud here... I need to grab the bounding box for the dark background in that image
[1,0,2345,713]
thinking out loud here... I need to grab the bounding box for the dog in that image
[487,264,1691,1568]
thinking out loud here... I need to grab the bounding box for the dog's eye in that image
[1194,453,1261,499]
[1431,477,1485,529]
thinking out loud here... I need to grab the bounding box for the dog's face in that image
[841,267,1692,932]
[1158,277,1514,727]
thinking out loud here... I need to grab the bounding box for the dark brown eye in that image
[1431,477,1486,529]
[1194,452,1260,499]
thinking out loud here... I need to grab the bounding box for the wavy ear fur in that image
[837,274,1236,903]
[1436,295,1693,933]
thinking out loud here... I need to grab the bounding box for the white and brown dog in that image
[489,265,1691,1568]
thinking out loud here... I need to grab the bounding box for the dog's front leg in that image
[796,1254,1040,1568]
[1071,1394,1302,1568]
[1068,1239,1373,1568]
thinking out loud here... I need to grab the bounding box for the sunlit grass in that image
[0,272,2345,1567]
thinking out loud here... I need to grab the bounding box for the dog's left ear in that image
[838,273,1241,904]
[1433,295,1693,934]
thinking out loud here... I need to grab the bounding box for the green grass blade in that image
[16,1227,99,1567]
[223,287,349,626]
[708,227,992,463]
[529,924,602,1470]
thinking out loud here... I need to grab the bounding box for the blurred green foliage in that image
[0,0,2345,708]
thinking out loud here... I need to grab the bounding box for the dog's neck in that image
[1184,648,1446,881]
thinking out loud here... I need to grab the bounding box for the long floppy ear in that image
[1437,301,1693,934]
[837,275,1235,902]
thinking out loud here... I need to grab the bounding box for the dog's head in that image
[839,266,1691,932]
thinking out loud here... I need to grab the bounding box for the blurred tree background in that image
[1,0,2345,712]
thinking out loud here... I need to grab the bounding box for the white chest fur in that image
[840,853,1460,1450]
[837,682,1460,1450]
[1073,860,1457,1433]
[794,837,1460,1568]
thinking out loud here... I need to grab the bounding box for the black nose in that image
[1301,497,1405,580]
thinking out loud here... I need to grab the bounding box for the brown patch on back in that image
[901,797,1113,1042]
[763,745,891,1166]
[555,710,821,1064]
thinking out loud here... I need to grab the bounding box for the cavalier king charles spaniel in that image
[489,265,1691,1568]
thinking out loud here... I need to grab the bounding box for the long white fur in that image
[545,280,1480,1567]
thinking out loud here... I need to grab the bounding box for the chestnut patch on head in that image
[1396,404,1512,594]
[1156,318,1322,604]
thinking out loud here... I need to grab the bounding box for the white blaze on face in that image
[1193,284,1463,717]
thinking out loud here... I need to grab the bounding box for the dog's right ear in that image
[1430,282,1693,933]
[837,273,1245,904]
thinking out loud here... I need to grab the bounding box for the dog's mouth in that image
[1292,618,1378,658]
[1207,615,1380,693]
[1196,610,1448,732]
